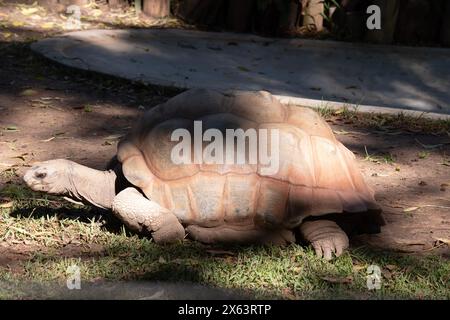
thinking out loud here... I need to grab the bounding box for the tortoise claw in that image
[151,214,185,244]
[300,220,349,260]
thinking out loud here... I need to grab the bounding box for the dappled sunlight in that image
[0,42,182,171]
[30,27,450,115]
[390,80,447,111]
[0,0,181,40]
[0,219,449,299]
[0,0,449,301]
[0,46,448,252]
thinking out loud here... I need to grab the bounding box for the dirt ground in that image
[0,1,449,268]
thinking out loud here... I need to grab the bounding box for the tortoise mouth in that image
[23,169,38,186]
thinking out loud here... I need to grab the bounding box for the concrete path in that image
[31,28,450,116]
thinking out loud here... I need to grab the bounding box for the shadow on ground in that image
[0,9,449,299]
[1,37,449,254]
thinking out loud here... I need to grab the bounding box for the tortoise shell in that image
[116,89,380,229]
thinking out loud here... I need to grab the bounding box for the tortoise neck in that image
[66,162,117,210]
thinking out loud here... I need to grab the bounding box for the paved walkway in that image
[32,28,450,116]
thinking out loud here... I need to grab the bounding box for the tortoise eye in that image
[35,172,47,179]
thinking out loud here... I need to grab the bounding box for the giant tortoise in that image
[24,89,384,260]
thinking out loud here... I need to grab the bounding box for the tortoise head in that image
[23,159,71,194]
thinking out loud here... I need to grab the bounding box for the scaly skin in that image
[24,161,184,244]
[299,220,349,260]
[24,159,116,209]
[112,187,185,243]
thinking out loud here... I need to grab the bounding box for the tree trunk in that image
[253,1,281,36]
[226,0,255,32]
[39,0,86,11]
[135,0,142,14]
[143,0,170,18]
[365,0,400,44]
[340,0,368,12]
[108,0,129,9]
[302,0,324,32]
[394,0,444,45]
[175,0,225,28]
[440,0,450,45]
[174,0,201,21]
[283,0,301,31]
[38,0,58,5]
[58,0,90,5]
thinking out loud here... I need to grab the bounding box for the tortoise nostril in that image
[35,172,47,179]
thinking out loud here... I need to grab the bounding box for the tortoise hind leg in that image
[112,187,185,243]
[299,220,349,260]
[186,225,295,246]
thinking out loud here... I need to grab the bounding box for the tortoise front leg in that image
[299,220,349,260]
[112,187,185,243]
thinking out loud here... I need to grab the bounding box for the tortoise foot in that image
[299,220,349,260]
[112,187,185,243]
[151,213,185,244]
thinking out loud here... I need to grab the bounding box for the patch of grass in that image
[316,102,334,118]
[363,146,379,163]
[316,106,450,135]
[418,151,430,159]
[83,104,93,113]
[0,184,111,247]
[363,147,396,165]
[381,153,396,164]
[336,104,360,118]
[0,168,19,181]
[1,184,34,201]
[0,183,449,300]
[1,239,449,300]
